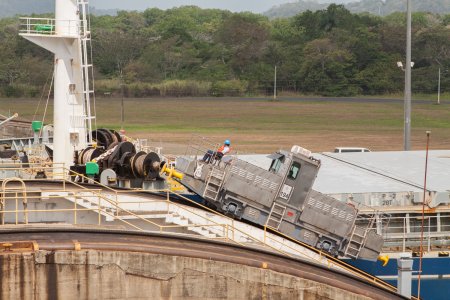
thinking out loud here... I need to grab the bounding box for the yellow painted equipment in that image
[377,255,389,267]
[166,177,186,192]
[160,162,184,180]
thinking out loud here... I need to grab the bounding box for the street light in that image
[435,59,444,105]
[403,0,412,151]
[438,66,441,105]
[397,61,415,71]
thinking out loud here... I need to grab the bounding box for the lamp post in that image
[435,59,443,105]
[438,67,441,105]
[397,61,415,71]
[397,59,414,150]
[274,65,277,100]
[401,0,412,151]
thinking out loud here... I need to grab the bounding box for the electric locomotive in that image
[175,144,384,260]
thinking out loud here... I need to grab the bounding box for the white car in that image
[334,147,371,153]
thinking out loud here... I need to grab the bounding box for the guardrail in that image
[19,17,86,37]
[0,164,408,296]
[374,214,450,252]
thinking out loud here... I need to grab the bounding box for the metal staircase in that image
[203,167,226,200]
[266,202,287,230]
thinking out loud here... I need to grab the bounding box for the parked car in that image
[334,147,371,153]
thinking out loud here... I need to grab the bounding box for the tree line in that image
[265,0,450,19]
[0,4,449,98]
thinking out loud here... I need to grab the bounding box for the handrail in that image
[0,166,414,297]
[19,17,86,37]
[0,180,402,295]
[66,168,119,205]
[1,178,28,225]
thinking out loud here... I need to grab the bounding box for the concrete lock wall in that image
[0,250,370,300]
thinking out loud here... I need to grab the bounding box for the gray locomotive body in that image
[175,146,383,261]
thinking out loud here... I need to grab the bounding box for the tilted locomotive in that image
[71,130,384,260]
[175,145,384,261]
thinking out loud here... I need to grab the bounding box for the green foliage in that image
[211,80,248,97]
[443,14,450,25]
[1,5,449,98]
[158,80,211,97]
[265,0,450,19]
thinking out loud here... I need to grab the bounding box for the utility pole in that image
[404,0,412,151]
[437,67,441,105]
[120,69,125,129]
[273,65,277,100]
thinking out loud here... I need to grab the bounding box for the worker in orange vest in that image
[202,139,231,163]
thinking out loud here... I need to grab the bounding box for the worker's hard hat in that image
[224,139,231,145]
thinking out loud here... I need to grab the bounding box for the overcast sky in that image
[90,0,353,13]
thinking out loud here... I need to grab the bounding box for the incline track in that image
[0,228,406,300]
[0,179,406,298]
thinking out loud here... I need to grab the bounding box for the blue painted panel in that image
[345,257,450,300]
[344,257,450,276]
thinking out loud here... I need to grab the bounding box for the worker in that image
[202,139,231,163]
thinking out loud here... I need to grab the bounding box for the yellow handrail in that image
[0,164,410,297]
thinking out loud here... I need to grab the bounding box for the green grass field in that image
[1,97,449,153]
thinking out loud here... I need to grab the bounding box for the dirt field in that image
[1,97,449,154]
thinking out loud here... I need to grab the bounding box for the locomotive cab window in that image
[288,162,301,180]
[268,153,285,173]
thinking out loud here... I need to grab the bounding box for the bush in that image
[95,79,121,96]
[158,80,211,97]
[211,80,249,97]
[93,79,212,97]
[2,85,24,97]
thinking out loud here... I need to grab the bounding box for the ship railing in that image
[0,186,399,295]
[0,166,404,295]
[366,214,450,253]
[181,135,245,173]
[183,134,221,162]
[19,17,87,37]
[0,162,67,182]
[351,200,392,240]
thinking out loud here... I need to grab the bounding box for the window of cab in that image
[268,153,285,173]
[288,162,301,180]
[269,158,283,173]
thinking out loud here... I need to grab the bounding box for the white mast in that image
[19,0,95,174]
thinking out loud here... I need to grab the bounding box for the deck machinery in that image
[175,143,385,261]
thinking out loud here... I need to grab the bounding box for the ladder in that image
[266,202,287,230]
[343,226,368,259]
[203,167,226,201]
[77,0,96,143]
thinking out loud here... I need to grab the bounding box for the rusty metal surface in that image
[0,227,406,300]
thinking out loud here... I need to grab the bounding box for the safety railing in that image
[3,161,446,257]
[0,164,405,295]
[184,135,219,157]
[0,163,67,185]
[19,17,86,37]
[372,214,450,253]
